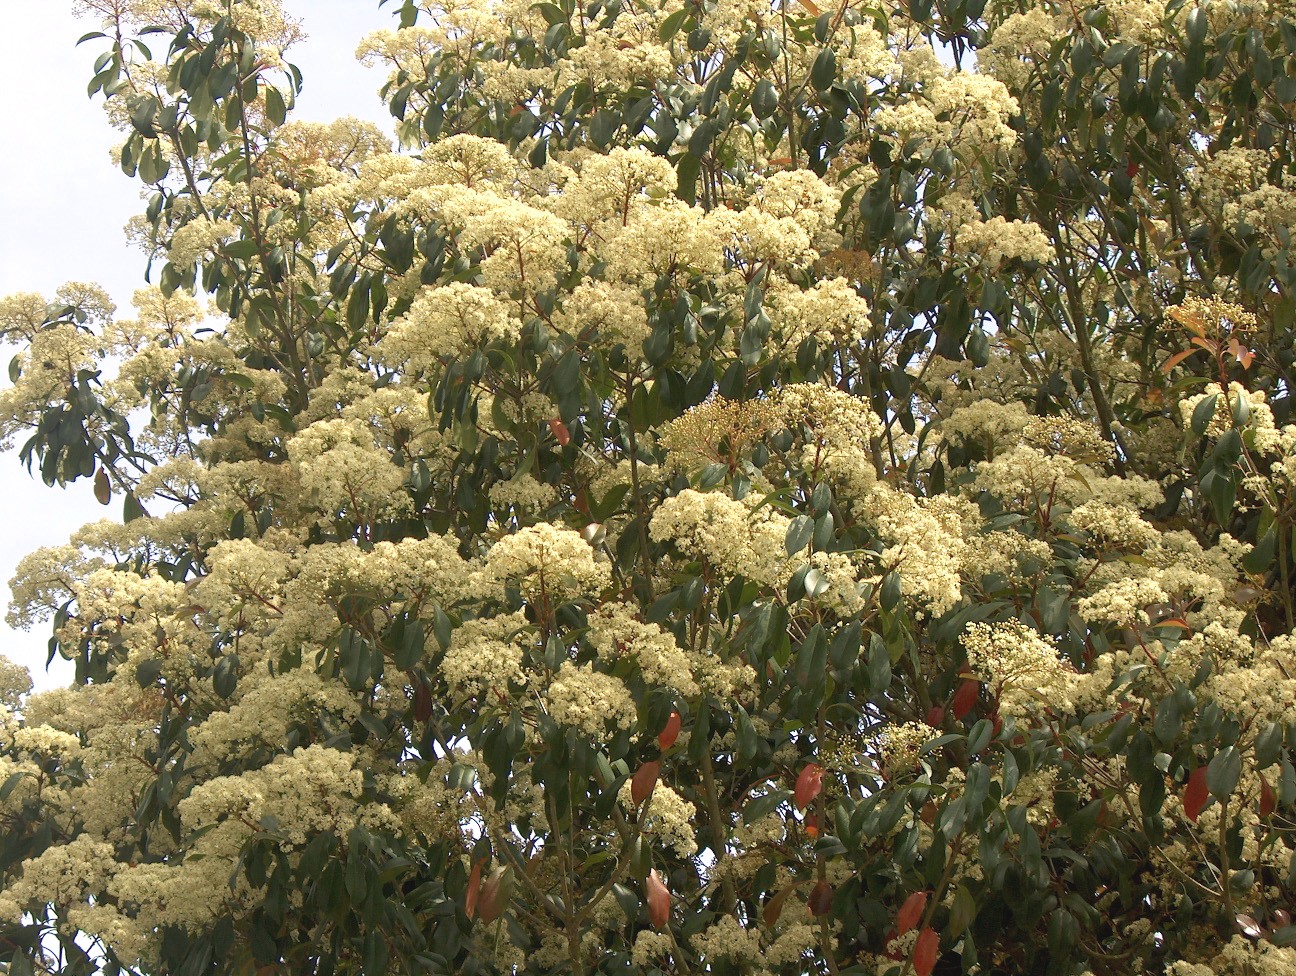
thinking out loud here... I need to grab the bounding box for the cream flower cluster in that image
[441,611,531,699]
[544,661,637,739]
[617,777,699,857]
[483,523,610,604]
[383,282,519,366]
[963,620,1074,718]
[649,489,793,591]
[588,602,702,697]
[954,216,1054,267]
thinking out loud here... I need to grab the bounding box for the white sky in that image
[0,1,395,691]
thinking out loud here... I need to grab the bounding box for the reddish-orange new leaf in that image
[1160,349,1198,374]
[914,927,939,976]
[548,418,571,445]
[658,711,681,750]
[763,885,797,928]
[1184,766,1209,823]
[465,858,484,919]
[795,763,823,811]
[803,814,819,839]
[897,891,928,936]
[950,678,980,720]
[1261,775,1277,818]
[808,880,834,917]
[924,705,945,728]
[1189,335,1218,353]
[646,870,670,928]
[631,760,661,806]
[413,680,433,723]
[479,866,509,924]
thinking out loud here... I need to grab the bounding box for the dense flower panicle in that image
[963,620,1075,718]
[587,602,701,697]
[483,523,610,604]
[545,661,637,739]
[649,489,794,590]
[440,611,532,699]
[381,282,519,366]
[953,216,1055,267]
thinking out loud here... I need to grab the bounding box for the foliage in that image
[3,0,1296,973]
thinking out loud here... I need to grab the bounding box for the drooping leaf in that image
[658,711,681,750]
[646,869,670,928]
[914,927,939,976]
[632,760,661,806]
[1184,766,1209,823]
[808,880,833,917]
[897,891,928,936]
[794,763,823,811]
[465,858,484,919]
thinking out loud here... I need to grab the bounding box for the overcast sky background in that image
[0,2,396,691]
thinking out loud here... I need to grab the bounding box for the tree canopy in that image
[3,0,1296,973]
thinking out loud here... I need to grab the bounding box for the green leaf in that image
[743,789,792,825]
[265,86,287,126]
[803,567,829,600]
[810,48,837,92]
[130,97,159,137]
[734,705,758,765]
[752,79,779,119]
[347,276,372,331]
[786,515,814,556]
[124,491,147,522]
[1207,746,1242,799]
[658,8,690,41]
[676,152,702,205]
[213,653,240,699]
[0,771,28,802]
[1243,528,1277,573]
[1190,393,1218,436]
[948,883,976,936]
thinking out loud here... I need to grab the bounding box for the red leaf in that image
[465,858,484,919]
[632,760,661,806]
[413,679,433,723]
[1126,159,1140,178]
[950,678,980,720]
[763,885,797,928]
[548,418,571,445]
[1261,775,1276,818]
[914,927,939,976]
[794,763,823,811]
[1184,766,1209,823]
[658,711,681,750]
[897,891,928,936]
[1160,348,1198,375]
[646,869,670,928]
[924,706,945,728]
[808,880,834,917]
[94,468,111,506]
[803,814,819,839]
[479,866,509,924]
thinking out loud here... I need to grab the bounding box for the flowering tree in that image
[3,0,1296,973]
